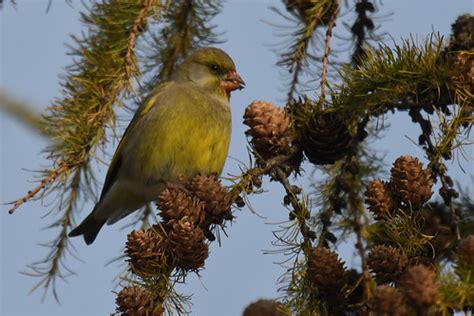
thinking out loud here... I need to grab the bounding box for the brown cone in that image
[188,174,233,225]
[365,179,398,220]
[299,109,351,165]
[243,101,292,160]
[115,285,163,316]
[372,285,409,316]
[457,235,474,267]
[454,51,474,94]
[242,299,289,316]
[399,265,438,310]
[168,216,209,270]
[420,203,456,258]
[126,227,168,276]
[390,155,433,207]
[307,247,347,302]
[157,188,205,227]
[367,245,407,283]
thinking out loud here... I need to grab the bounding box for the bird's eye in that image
[210,64,220,72]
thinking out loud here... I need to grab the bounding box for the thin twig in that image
[287,61,303,103]
[274,168,314,253]
[351,210,372,300]
[230,146,301,198]
[28,167,82,301]
[8,165,68,214]
[319,0,339,105]
[284,3,330,103]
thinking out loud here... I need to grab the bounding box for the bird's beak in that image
[221,70,245,92]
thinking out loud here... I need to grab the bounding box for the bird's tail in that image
[68,210,106,245]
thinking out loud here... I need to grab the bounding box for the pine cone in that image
[307,247,347,301]
[243,101,292,160]
[157,188,205,227]
[457,235,474,268]
[390,155,433,207]
[115,285,163,316]
[242,299,289,316]
[372,285,409,316]
[365,179,398,220]
[299,110,351,165]
[188,174,232,225]
[420,203,456,258]
[399,265,438,310]
[168,217,209,270]
[367,245,407,283]
[126,227,168,276]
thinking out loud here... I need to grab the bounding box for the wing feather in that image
[99,83,169,200]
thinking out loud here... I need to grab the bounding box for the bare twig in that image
[287,61,303,104]
[319,0,339,105]
[8,165,68,214]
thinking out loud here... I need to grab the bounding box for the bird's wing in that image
[98,83,170,200]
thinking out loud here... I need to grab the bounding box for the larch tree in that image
[1,1,473,315]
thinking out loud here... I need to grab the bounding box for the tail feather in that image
[68,212,106,245]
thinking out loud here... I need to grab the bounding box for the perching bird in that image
[69,47,244,245]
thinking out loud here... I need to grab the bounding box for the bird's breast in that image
[122,83,232,199]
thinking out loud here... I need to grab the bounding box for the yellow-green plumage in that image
[69,47,243,244]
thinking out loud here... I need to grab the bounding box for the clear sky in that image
[1,1,472,315]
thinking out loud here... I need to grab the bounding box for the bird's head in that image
[173,47,245,99]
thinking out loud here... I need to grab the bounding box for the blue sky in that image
[1,1,472,315]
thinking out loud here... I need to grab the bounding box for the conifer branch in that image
[6,1,473,313]
[10,0,166,299]
[350,202,372,300]
[153,0,194,82]
[278,0,338,103]
[273,167,314,252]
[349,0,377,66]
[409,103,471,242]
[319,0,339,105]
[125,0,156,80]
[0,91,49,137]
[11,0,163,214]
[8,165,68,214]
[333,36,462,118]
[316,117,376,300]
[25,167,82,302]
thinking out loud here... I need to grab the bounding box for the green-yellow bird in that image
[69,47,244,244]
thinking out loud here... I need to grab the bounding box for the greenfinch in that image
[69,47,244,244]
